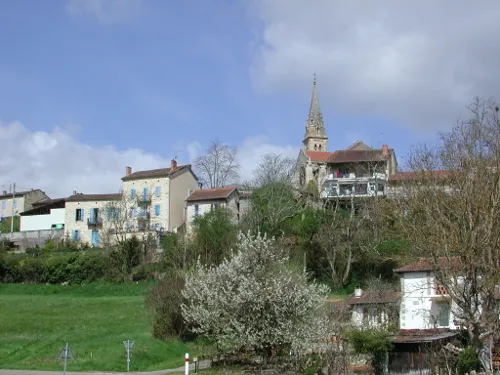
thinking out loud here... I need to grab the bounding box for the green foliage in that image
[305,179,319,197]
[0,283,206,371]
[457,347,479,375]
[0,215,19,233]
[193,207,237,265]
[347,328,393,355]
[146,271,187,340]
[108,235,142,282]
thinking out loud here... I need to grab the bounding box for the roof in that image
[388,170,450,182]
[391,329,459,344]
[186,187,236,202]
[394,257,460,273]
[65,193,122,202]
[305,148,393,164]
[0,189,43,199]
[20,198,66,216]
[121,164,191,181]
[31,198,66,207]
[347,290,401,305]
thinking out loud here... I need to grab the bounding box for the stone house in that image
[347,287,401,329]
[294,76,398,199]
[185,186,240,234]
[0,188,49,220]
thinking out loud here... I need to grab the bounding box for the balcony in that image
[320,178,387,199]
[87,217,103,227]
[137,195,151,207]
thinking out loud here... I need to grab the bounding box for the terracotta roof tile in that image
[305,151,334,162]
[186,187,236,202]
[122,165,191,181]
[66,193,122,202]
[347,290,401,305]
[394,257,460,273]
[306,148,392,164]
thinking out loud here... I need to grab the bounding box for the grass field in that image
[0,282,206,372]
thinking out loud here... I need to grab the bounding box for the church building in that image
[295,76,398,199]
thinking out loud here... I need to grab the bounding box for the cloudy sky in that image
[1,0,499,197]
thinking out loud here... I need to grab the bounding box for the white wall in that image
[21,208,65,231]
[400,271,458,330]
[185,196,239,234]
[351,305,390,329]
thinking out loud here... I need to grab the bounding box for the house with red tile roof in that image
[295,76,399,199]
[185,186,240,234]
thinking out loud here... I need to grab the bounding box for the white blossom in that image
[182,231,330,356]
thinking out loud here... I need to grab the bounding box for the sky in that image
[1,0,500,197]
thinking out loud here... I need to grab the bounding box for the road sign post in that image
[193,356,198,373]
[185,353,189,375]
[123,340,135,372]
[56,343,73,375]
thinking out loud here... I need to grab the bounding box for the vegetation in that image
[0,215,19,233]
[0,283,206,371]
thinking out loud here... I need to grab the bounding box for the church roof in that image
[305,147,392,164]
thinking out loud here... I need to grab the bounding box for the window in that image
[75,208,84,221]
[213,203,219,210]
[71,230,80,241]
[107,207,119,221]
[156,186,161,197]
[194,204,199,216]
[154,204,160,216]
[130,189,136,199]
[143,187,149,201]
[1,200,5,210]
[13,199,17,209]
[437,303,450,327]
[91,230,99,246]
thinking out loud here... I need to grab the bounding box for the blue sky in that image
[1,0,499,196]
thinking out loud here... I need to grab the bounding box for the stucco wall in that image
[185,193,239,234]
[0,196,25,218]
[400,272,457,330]
[21,208,65,231]
[169,169,199,232]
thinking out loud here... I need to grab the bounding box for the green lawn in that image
[0,282,205,372]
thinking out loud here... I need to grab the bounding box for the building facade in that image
[20,198,66,231]
[295,77,398,200]
[0,189,49,220]
[185,187,240,234]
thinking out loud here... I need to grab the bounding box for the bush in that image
[457,347,479,375]
[146,271,186,340]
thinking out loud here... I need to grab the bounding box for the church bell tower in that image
[302,74,328,152]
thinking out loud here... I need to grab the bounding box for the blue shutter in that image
[81,209,84,221]
[13,200,16,209]
[131,189,136,199]
[107,208,111,220]
[1,201,5,209]
[156,186,161,197]
[143,187,148,200]
[76,230,80,241]
[155,204,160,216]
[71,230,76,241]
[115,208,119,220]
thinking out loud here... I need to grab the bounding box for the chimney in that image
[382,144,389,156]
[72,190,77,195]
[354,286,362,298]
[171,159,178,169]
[125,166,132,176]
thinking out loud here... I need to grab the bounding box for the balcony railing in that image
[326,172,387,181]
[320,180,387,199]
[87,217,103,227]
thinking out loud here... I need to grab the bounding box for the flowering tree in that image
[182,231,329,361]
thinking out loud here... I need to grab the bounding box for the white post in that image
[63,343,68,375]
[185,352,189,375]
[127,341,130,372]
[10,183,15,238]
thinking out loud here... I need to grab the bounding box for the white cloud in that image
[66,0,145,25]
[235,136,299,183]
[0,121,170,198]
[249,0,500,131]
[0,122,299,198]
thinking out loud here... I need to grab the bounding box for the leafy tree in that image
[182,231,329,362]
[108,235,141,282]
[347,328,393,375]
[0,216,19,233]
[192,207,237,266]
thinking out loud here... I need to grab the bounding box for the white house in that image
[185,187,240,234]
[19,198,66,231]
[395,259,459,330]
[347,287,400,329]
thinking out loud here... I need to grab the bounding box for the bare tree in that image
[193,140,240,188]
[251,153,296,187]
[394,97,500,373]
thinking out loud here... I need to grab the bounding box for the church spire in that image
[303,74,328,152]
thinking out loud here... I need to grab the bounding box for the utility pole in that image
[10,183,15,238]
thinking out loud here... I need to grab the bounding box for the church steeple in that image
[303,74,328,152]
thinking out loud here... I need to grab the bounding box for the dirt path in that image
[0,359,211,375]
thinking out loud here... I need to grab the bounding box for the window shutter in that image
[107,208,111,220]
[155,205,160,216]
[71,230,76,241]
[81,209,84,221]
[131,189,136,199]
[156,186,161,197]
[144,187,149,200]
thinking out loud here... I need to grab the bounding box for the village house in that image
[346,287,400,329]
[19,198,66,231]
[0,188,49,220]
[185,186,240,234]
[294,76,398,199]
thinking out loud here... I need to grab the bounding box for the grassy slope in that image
[0,283,203,372]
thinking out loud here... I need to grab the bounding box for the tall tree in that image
[194,140,240,188]
[394,97,500,373]
[252,153,296,187]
